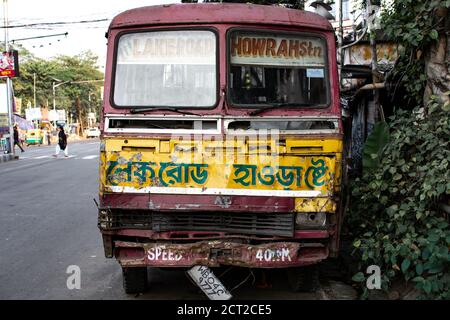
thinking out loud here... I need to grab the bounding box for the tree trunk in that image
[424,8,450,106]
[76,97,84,137]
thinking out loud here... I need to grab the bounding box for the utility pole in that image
[338,0,344,88]
[76,97,84,136]
[33,73,36,108]
[3,0,14,155]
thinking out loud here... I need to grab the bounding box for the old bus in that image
[99,3,343,294]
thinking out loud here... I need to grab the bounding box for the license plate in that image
[187,265,232,300]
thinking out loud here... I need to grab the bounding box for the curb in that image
[0,154,18,163]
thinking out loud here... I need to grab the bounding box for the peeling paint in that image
[148,200,161,210]
[117,156,128,165]
[130,152,143,162]
[214,196,232,209]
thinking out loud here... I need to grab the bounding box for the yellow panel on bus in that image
[100,138,342,198]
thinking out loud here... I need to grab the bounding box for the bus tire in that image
[122,267,148,294]
[286,265,320,293]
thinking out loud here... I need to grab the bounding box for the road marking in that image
[34,155,50,159]
[81,155,98,160]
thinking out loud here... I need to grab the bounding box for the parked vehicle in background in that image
[98,3,344,295]
[25,129,43,146]
[86,127,100,138]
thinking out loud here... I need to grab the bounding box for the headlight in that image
[295,212,327,229]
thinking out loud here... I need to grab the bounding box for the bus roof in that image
[109,3,333,31]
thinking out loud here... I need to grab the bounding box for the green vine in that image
[348,98,450,299]
[346,0,450,299]
[381,0,450,106]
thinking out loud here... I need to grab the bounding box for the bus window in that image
[229,31,328,107]
[113,30,217,108]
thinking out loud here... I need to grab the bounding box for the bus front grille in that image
[99,210,294,237]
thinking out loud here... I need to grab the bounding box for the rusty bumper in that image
[115,240,328,268]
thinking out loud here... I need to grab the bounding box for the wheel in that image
[286,265,320,292]
[122,267,148,294]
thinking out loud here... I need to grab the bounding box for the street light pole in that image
[52,79,70,126]
[50,78,103,130]
[3,0,14,155]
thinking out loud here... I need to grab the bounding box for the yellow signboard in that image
[101,138,342,198]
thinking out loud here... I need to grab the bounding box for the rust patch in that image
[114,240,328,268]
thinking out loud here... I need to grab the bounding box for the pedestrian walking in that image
[13,124,24,153]
[46,129,51,146]
[53,126,68,158]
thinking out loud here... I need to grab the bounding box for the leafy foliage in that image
[346,0,450,300]
[11,49,103,121]
[348,98,450,299]
[381,0,450,106]
[362,121,390,171]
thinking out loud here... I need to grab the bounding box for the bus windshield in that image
[113,30,217,108]
[229,30,328,107]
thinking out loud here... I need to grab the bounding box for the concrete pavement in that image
[0,153,16,163]
[0,140,114,299]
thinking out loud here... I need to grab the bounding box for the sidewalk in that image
[0,153,18,163]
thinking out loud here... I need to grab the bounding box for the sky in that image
[3,0,180,70]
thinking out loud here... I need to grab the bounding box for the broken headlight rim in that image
[295,212,327,229]
[98,209,110,229]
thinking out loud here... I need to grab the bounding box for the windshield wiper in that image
[130,107,200,116]
[249,103,313,116]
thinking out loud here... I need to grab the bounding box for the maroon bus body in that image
[99,4,341,271]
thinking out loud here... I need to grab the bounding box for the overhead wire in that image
[0,18,109,28]
[7,16,111,49]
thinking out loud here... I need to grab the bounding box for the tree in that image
[11,50,103,134]
[381,0,450,108]
[51,51,104,134]
[423,5,449,106]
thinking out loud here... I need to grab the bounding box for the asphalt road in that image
[0,141,342,300]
